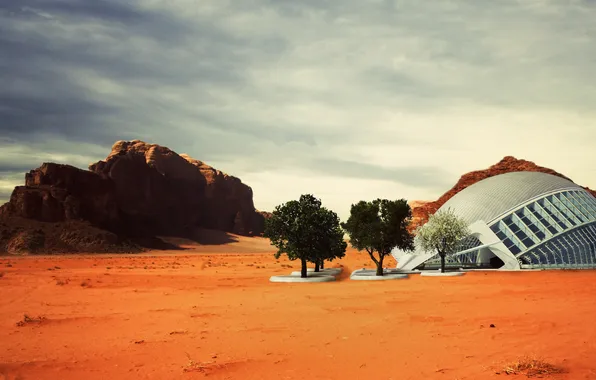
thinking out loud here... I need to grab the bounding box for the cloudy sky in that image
[1,0,595,221]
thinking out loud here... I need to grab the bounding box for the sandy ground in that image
[1,235,596,380]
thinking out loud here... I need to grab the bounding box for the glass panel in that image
[575,234,588,264]
[521,237,535,248]
[584,196,596,218]
[522,207,551,240]
[503,238,521,254]
[515,228,530,242]
[512,213,539,244]
[589,195,596,208]
[509,223,522,234]
[576,194,596,219]
[514,222,596,268]
[561,236,576,264]
[539,247,555,264]
[577,232,588,264]
[581,230,595,264]
[549,195,579,226]
[533,228,546,240]
[543,245,557,264]
[519,256,531,265]
[529,203,562,233]
[546,240,563,264]
[539,199,568,229]
[499,219,525,252]
[568,194,593,221]
[571,236,582,265]
[524,253,540,264]
[504,215,521,231]
[577,194,590,207]
[521,215,534,227]
[558,193,588,222]
[585,227,596,263]
[552,239,570,264]
[553,194,581,225]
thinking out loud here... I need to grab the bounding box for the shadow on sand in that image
[131,228,240,251]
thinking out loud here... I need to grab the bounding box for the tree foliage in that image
[415,208,470,272]
[263,194,346,278]
[342,199,415,276]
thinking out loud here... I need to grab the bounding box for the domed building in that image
[394,171,596,270]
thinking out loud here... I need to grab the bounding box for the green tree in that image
[342,199,415,276]
[415,208,470,273]
[264,194,347,278]
[310,207,347,272]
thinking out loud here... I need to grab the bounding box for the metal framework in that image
[394,172,596,270]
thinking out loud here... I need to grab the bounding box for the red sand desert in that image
[1,234,596,380]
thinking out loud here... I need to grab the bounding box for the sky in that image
[1,0,595,221]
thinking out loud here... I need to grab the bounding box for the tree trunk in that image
[320,260,324,269]
[368,250,381,276]
[314,261,320,272]
[301,258,308,278]
[376,255,384,276]
[440,252,446,273]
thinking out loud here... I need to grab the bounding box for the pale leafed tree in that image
[415,208,470,273]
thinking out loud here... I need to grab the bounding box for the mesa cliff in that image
[0,140,268,254]
[410,156,596,230]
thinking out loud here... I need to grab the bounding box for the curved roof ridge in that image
[437,171,582,225]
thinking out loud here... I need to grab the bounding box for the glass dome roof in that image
[437,171,582,225]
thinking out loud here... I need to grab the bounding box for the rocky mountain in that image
[0,140,268,254]
[411,156,596,230]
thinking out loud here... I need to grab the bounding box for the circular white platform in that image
[291,268,342,277]
[351,268,405,275]
[289,271,333,277]
[420,271,465,277]
[350,271,409,281]
[269,275,336,283]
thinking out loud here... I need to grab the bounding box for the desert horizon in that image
[1,234,595,379]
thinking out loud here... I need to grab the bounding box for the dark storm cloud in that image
[1,0,194,43]
[0,0,317,160]
[0,0,259,145]
[0,161,38,174]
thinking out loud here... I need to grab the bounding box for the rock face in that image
[88,140,266,236]
[407,200,432,232]
[411,156,596,230]
[178,153,264,235]
[0,140,268,253]
[0,163,121,228]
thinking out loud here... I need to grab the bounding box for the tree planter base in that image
[351,268,404,275]
[291,268,342,276]
[350,271,408,280]
[289,271,336,277]
[420,271,465,277]
[269,275,336,283]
